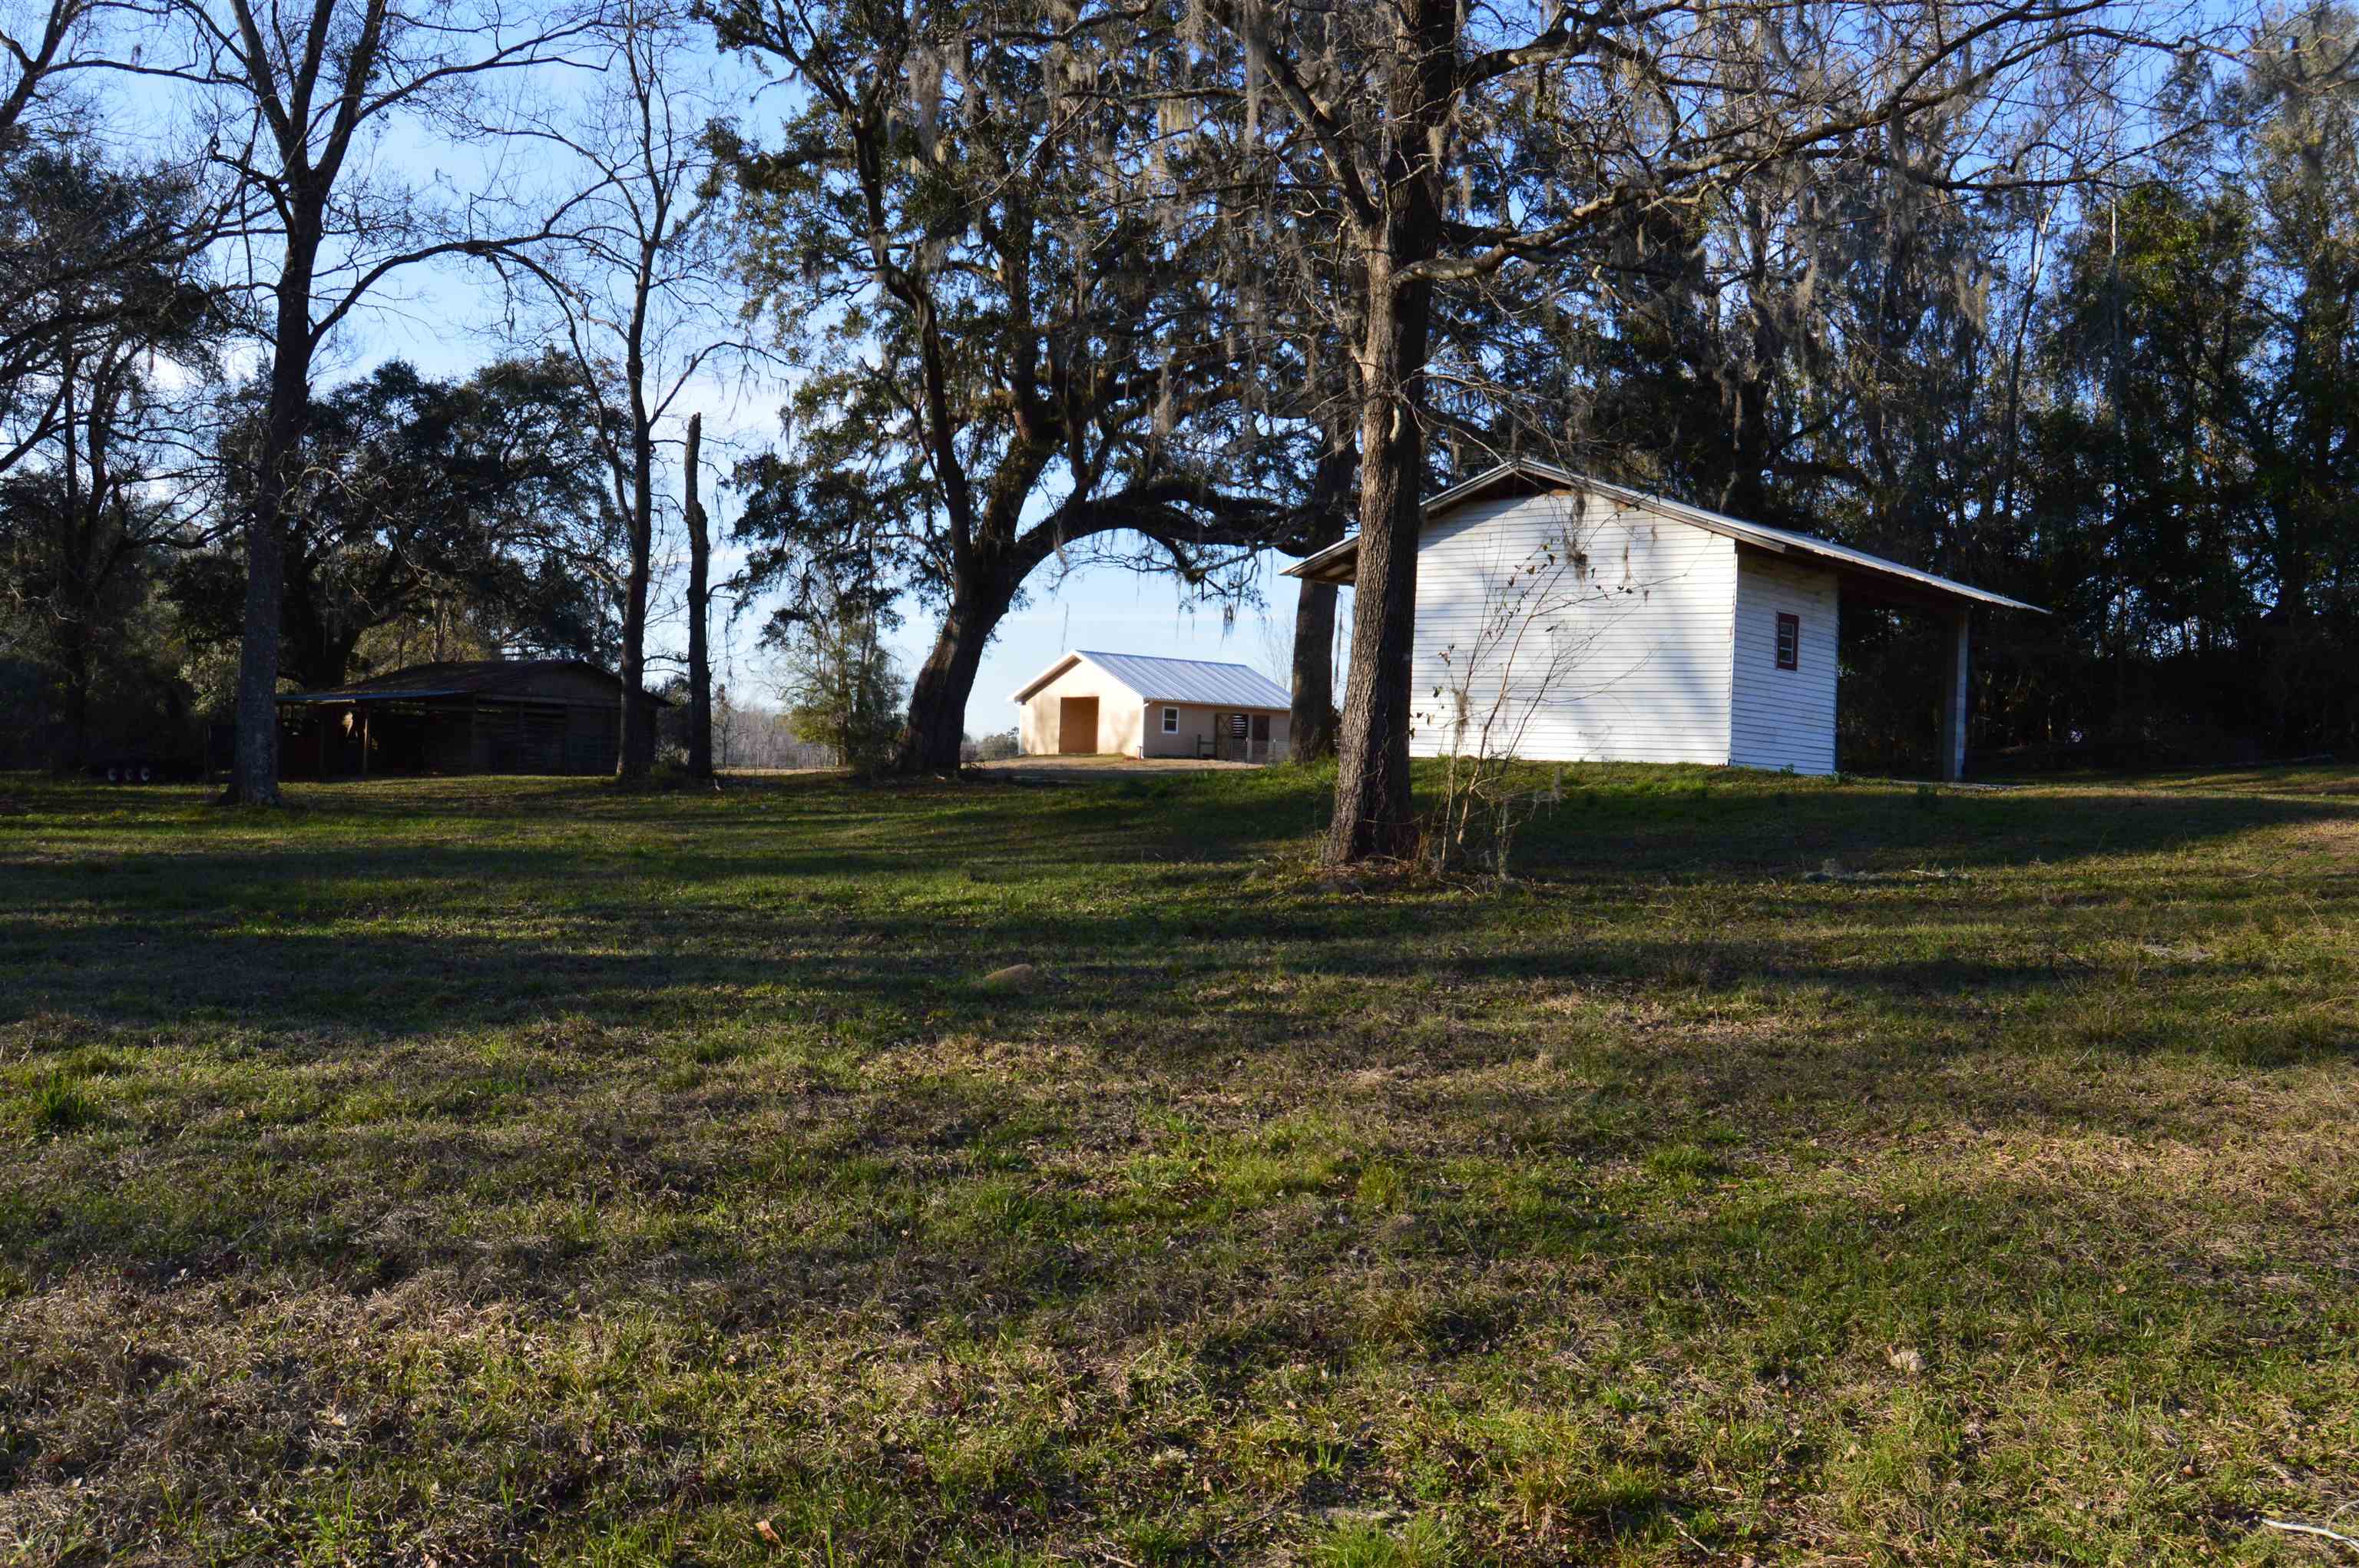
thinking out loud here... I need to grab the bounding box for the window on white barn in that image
[1775,612,1801,671]
[1163,706,1179,733]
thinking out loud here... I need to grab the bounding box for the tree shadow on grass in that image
[0,874,2331,1050]
[4,768,2352,1280]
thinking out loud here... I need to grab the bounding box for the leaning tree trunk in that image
[224,211,323,806]
[893,564,1021,774]
[683,412,713,779]
[1324,245,1437,865]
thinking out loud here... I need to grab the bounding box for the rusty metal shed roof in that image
[276,659,667,705]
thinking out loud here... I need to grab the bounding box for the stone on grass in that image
[978,963,1037,992]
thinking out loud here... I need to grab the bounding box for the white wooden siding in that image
[1407,491,1736,765]
[1727,550,1838,774]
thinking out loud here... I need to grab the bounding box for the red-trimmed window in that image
[1775,613,1801,670]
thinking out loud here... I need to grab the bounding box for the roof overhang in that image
[1009,652,1088,705]
[1282,461,2046,614]
[278,686,670,706]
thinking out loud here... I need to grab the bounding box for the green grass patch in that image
[0,763,2354,1563]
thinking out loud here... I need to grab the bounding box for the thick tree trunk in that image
[617,436,655,779]
[894,567,1018,774]
[223,221,321,805]
[1286,439,1354,762]
[617,320,657,779]
[1318,0,1451,865]
[684,412,713,779]
[1325,259,1438,861]
[1289,576,1339,761]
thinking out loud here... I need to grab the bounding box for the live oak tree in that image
[136,0,605,802]
[169,355,622,688]
[1178,0,2173,863]
[708,0,1332,774]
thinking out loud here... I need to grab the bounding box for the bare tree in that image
[496,0,738,781]
[683,406,711,777]
[134,0,606,802]
[2,0,132,142]
[1419,514,1676,875]
[1180,0,2182,864]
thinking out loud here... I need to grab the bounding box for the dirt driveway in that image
[971,755,1268,782]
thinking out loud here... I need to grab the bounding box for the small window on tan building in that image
[1163,706,1179,733]
[1775,612,1800,670]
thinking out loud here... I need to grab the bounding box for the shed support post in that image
[359,705,369,779]
[1938,609,1970,783]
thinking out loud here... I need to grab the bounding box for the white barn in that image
[1011,651,1293,762]
[1285,461,2042,779]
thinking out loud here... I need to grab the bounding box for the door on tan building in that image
[1057,696,1099,754]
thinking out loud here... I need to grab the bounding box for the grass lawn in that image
[1,762,2354,1566]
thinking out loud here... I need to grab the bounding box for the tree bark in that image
[684,411,713,779]
[1289,576,1340,762]
[1324,252,1433,862]
[223,209,323,806]
[617,389,657,779]
[1322,66,1449,853]
[894,567,1021,774]
[1317,0,1451,865]
[1286,438,1355,762]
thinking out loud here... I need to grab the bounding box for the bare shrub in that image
[1414,519,1665,877]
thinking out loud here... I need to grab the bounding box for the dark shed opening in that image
[263,659,664,780]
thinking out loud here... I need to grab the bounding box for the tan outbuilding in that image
[1011,650,1293,762]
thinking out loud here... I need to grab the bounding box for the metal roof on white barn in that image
[1010,651,1292,710]
[1285,460,2044,614]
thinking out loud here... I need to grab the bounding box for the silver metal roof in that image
[1010,650,1292,709]
[1284,460,2045,614]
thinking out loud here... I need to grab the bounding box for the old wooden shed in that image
[271,659,658,779]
